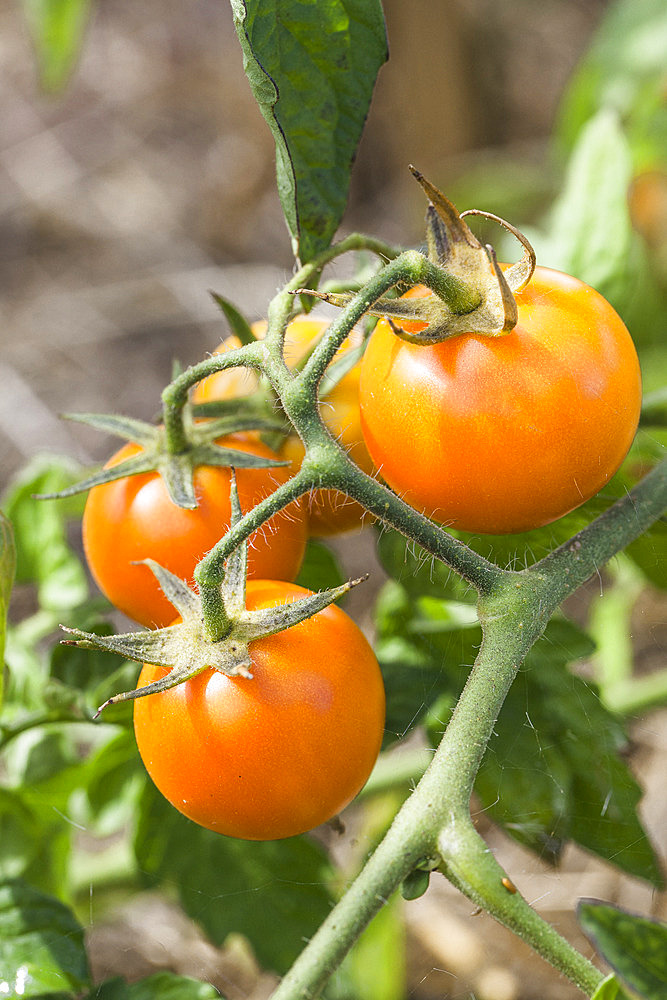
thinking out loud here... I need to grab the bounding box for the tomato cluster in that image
[79,264,641,843]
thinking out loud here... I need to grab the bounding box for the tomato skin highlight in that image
[358,268,642,535]
[194,316,375,536]
[133,580,386,840]
[82,438,308,627]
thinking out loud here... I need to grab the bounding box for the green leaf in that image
[0,511,15,703]
[557,0,667,168]
[374,581,477,748]
[533,109,665,343]
[90,973,222,1000]
[0,787,72,898]
[379,573,661,882]
[375,527,472,602]
[473,620,662,883]
[134,782,335,975]
[0,879,90,996]
[21,0,92,93]
[537,111,635,311]
[4,727,78,788]
[231,0,388,263]
[579,900,667,1000]
[3,456,88,611]
[625,517,667,590]
[295,539,346,594]
[83,729,145,836]
[592,974,633,1000]
[209,292,257,346]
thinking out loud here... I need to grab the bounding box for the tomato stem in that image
[199,581,233,642]
[268,462,667,1000]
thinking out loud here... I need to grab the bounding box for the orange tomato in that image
[133,580,386,840]
[82,437,308,627]
[358,268,642,535]
[194,316,375,535]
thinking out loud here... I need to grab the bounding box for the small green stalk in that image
[199,582,233,643]
[438,822,603,996]
[194,469,313,597]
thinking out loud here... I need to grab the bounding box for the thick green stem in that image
[269,594,601,1000]
[320,449,502,595]
[271,820,425,1000]
[267,463,667,1000]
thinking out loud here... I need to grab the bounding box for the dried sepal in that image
[461,208,536,293]
[296,169,537,344]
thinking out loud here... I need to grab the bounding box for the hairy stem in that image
[438,823,603,996]
[534,458,667,603]
[297,250,476,394]
[269,594,601,1000]
[268,463,667,1000]
[194,470,312,592]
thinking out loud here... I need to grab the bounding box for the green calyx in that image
[62,560,359,717]
[61,474,364,716]
[33,405,288,509]
[297,167,537,344]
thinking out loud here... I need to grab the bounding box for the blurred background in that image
[1,1,666,998]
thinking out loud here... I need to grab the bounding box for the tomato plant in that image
[132,579,385,840]
[194,315,375,535]
[82,437,308,627]
[5,0,667,996]
[358,268,643,534]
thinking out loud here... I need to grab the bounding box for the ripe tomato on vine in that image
[133,579,386,840]
[194,315,375,535]
[82,437,308,627]
[358,267,642,535]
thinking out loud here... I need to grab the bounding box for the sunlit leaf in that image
[0,879,90,996]
[591,974,633,1000]
[3,456,88,611]
[579,900,667,1000]
[231,0,388,263]
[21,0,92,92]
[557,0,667,169]
[330,893,405,1000]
